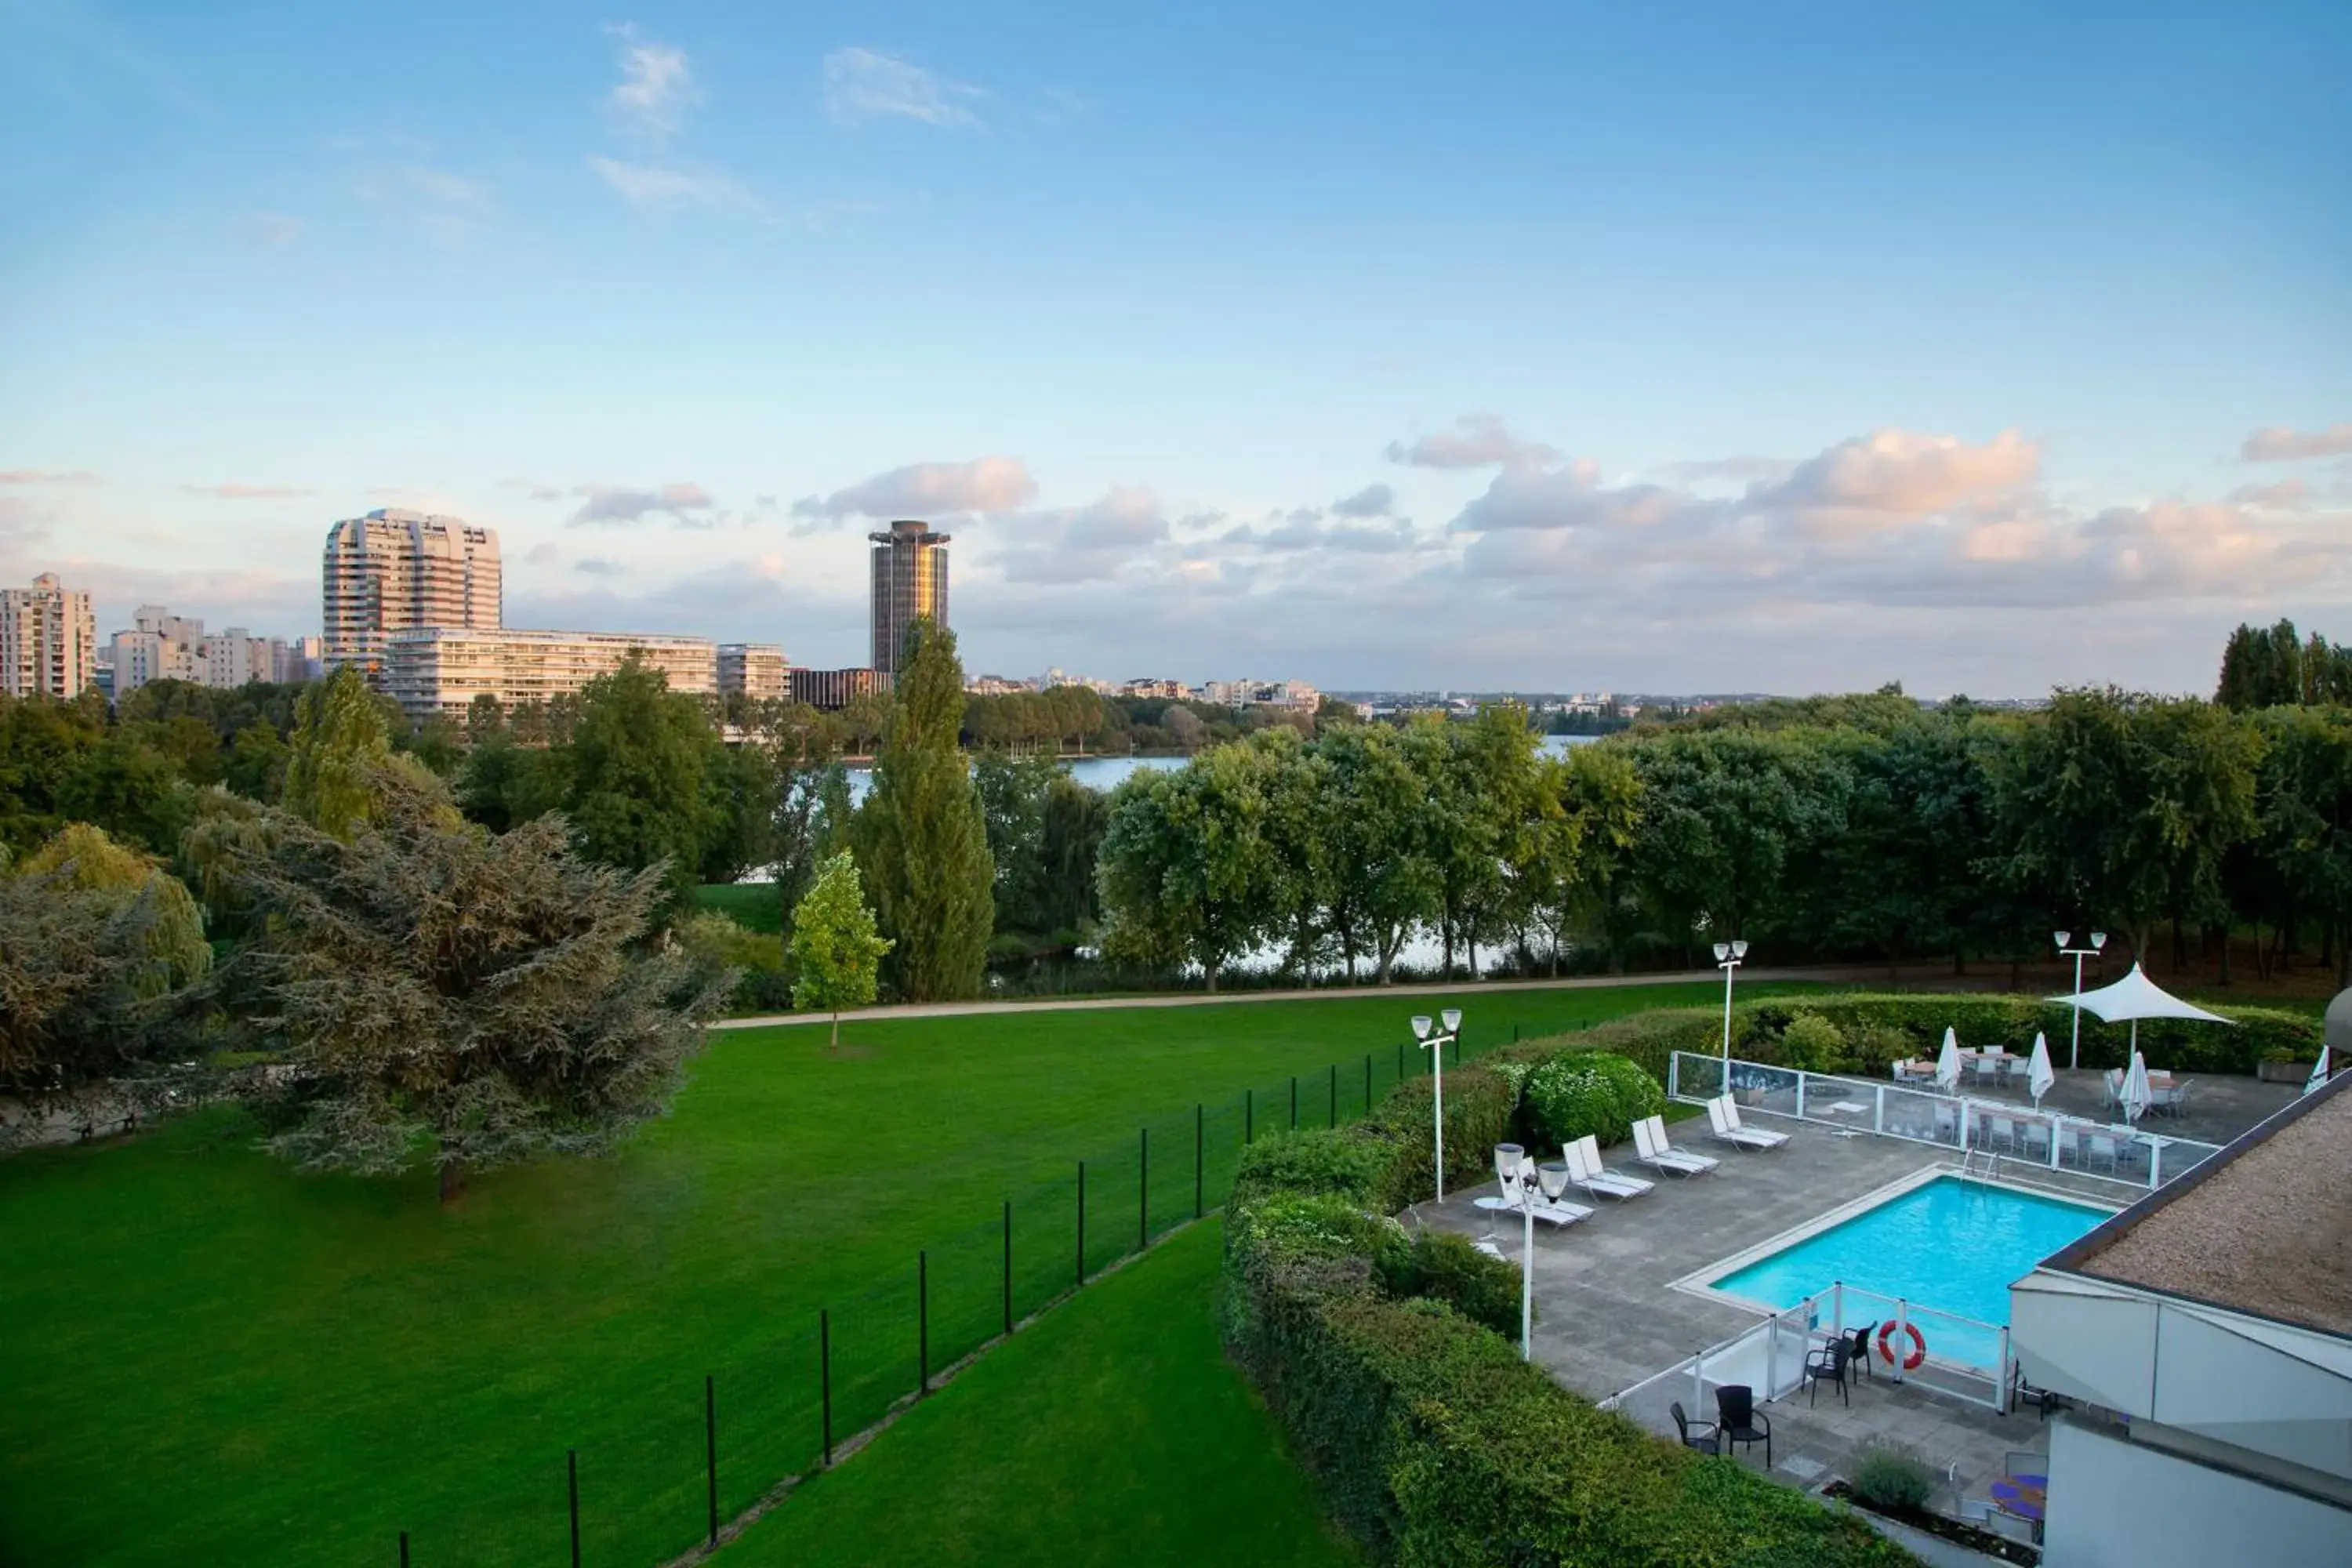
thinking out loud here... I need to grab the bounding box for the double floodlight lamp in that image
[2053,931,2108,951]
[1711,941,1749,963]
[1409,1008,1465,1042]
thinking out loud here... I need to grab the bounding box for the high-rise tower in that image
[321,510,501,676]
[0,573,97,698]
[868,519,949,677]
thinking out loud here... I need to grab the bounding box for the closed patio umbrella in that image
[2119,1051,2154,1123]
[2027,1033,2055,1110]
[1934,1028,1962,1093]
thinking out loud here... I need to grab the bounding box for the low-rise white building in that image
[2009,1065,2352,1566]
[716,643,788,702]
[383,626,717,721]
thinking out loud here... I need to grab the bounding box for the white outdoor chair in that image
[1984,1114,2016,1155]
[1564,1136,1653,1200]
[1643,1115,1719,1175]
[2020,1120,2051,1161]
[1706,1095,1790,1150]
[2087,1131,2121,1173]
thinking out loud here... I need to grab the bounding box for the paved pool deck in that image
[1402,1086,2288,1537]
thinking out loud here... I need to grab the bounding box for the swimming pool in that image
[1704,1174,2111,1368]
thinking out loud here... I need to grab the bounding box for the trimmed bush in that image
[1777,1011,1852,1073]
[1223,1068,1918,1568]
[1521,1051,1666,1150]
[1360,1065,1517,1210]
[1506,991,2318,1086]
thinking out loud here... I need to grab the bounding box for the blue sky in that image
[2,0,2347,695]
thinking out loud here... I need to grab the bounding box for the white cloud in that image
[568,481,718,526]
[575,556,625,575]
[822,47,983,128]
[588,157,762,214]
[993,487,1169,584]
[2228,478,2312,509]
[608,31,695,136]
[390,166,490,213]
[241,212,304,247]
[178,481,314,500]
[0,469,100,485]
[2241,423,2352,462]
[1751,428,2039,517]
[1385,414,1559,470]
[499,479,566,503]
[1330,482,1397,518]
[793,456,1036,523]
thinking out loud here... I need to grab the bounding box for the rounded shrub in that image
[1522,1051,1666,1150]
[1777,1011,1851,1073]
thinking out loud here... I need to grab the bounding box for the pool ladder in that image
[1960,1145,1999,1184]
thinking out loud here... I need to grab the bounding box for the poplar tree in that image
[852,619,993,1000]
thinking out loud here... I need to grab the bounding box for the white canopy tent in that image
[2046,963,2233,1064]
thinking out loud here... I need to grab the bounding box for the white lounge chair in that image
[1631,1117,1697,1176]
[1474,1152,1592,1227]
[1706,1095,1791,1151]
[1642,1114,1719,1174]
[1565,1135,1654,1200]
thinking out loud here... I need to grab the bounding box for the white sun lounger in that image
[1635,1115,1719,1175]
[1706,1095,1791,1150]
[1565,1135,1654,1200]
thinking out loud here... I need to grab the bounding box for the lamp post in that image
[2054,930,2107,1070]
[1410,1009,1462,1202]
[1713,942,1748,1098]
[1500,1154,1576,1359]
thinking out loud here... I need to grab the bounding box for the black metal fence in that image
[382,1022,1534,1565]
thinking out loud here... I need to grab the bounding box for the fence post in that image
[1003,1200,1013,1335]
[1875,1083,1886,1134]
[1894,1298,1909,1385]
[1245,1088,1253,1145]
[1194,1105,1203,1219]
[1399,1040,1406,1082]
[568,1449,581,1568]
[1669,1051,1679,1099]
[1328,1063,1337,1128]
[1139,1128,1149,1250]
[1364,1054,1372,1114]
[918,1250,930,1396]
[820,1310,833,1466]
[400,1533,409,1568]
[1290,1075,1298,1130]
[1513,1022,1521,1042]
[2149,1138,2163,1189]
[1076,1160,1087,1286]
[1795,1070,1807,1121]
[706,1374,718,1546]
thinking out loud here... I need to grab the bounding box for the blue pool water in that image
[1709,1177,2109,1367]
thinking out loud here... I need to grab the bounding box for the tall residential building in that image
[322,510,501,677]
[0,573,97,699]
[716,643,788,702]
[107,605,308,701]
[381,627,716,722]
[869,519,949,677]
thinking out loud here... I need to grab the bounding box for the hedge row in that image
[1224,1117,1914,1567]
[1490,991,2321,1087]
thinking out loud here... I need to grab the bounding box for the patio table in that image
[1989,1473,2045,1521]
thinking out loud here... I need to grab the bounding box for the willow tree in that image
[0,823,209,1126]
[216,767,728,1203]
[281,666,393,838]
[851,619,993,1000]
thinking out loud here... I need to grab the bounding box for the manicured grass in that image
[721,1218,1356,1568]
[691,880,783,934]
[0,982,1812,1567]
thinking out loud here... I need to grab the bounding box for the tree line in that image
[1095,666,2352,990]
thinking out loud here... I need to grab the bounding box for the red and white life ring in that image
[1877,1320,1927,1370]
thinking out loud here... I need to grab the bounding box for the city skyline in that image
[3,3,2347,697]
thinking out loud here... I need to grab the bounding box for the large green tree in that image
[563,653,720,895]
[212,766,726,1203]
[1316,721,1436,982]
[1096,742,1280,989]
[281,666,394,838]
[851,620,993,1000]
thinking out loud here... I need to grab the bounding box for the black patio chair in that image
[1670,1400,1721,1454]
[1847,1323,1876,1381]
[1802,1338,1850,1406]
[1714,1384,1772,1468]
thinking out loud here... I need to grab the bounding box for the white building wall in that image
[2042,1417,2352,1568]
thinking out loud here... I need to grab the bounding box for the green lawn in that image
[0,982,1806,1567]
[721,1217,1356,1568]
